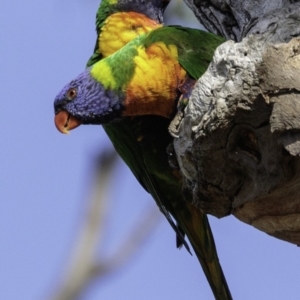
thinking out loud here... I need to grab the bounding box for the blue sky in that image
[1,0,300,299]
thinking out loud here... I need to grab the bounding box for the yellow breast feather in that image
[99,12,162,58]
[123,43,187,118]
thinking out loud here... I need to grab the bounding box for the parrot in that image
[86,0,199,245]
[86,0,170,67]
[53,24,232,300]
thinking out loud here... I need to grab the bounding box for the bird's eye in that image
[66,88,77,100]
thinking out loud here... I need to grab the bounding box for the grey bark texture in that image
[175,1,300,245]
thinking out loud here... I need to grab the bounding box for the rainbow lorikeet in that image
[86,0,197,244]
[54,25,232,300]
[86,0,170,66]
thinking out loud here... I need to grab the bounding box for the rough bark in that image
[175,2,300,245]
[183,0,298,41]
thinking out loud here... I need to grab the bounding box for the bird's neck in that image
[90,40,189,119]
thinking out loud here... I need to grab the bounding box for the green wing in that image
[103,118,189,248]
[143,26,225,78]
[103,116,232,300]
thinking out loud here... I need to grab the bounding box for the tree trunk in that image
[175,1,300,245]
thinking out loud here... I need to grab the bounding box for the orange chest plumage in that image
[99,12,162,58]
[122,42,188,118]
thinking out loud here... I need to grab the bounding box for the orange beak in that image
[54,110,82,134]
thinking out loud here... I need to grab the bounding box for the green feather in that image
[103,116,233,300]
[95,0,118,31]
[89,26,225,92]
[91,39,139,89]
[143,26,225,78]
[87,0,117,66]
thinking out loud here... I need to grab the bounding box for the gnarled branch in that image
[175,3,300,245]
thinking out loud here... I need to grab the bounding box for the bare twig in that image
[91,206,162,279]
[49,150,162,300]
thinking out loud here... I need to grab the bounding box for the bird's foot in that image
[169,77,195,138]
[168,111,184,138]
[168,95,189,138]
